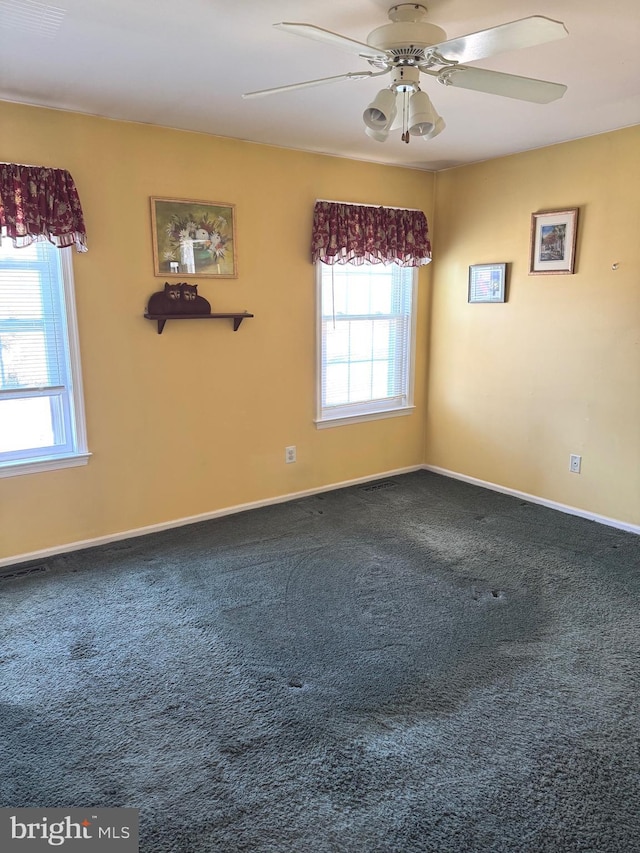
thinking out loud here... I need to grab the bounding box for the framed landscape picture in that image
[529,208,578,275]
[151,197,237,278]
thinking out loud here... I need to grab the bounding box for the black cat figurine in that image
[147,282,211,315]
[179,283,211,315]
[147,282,183,315]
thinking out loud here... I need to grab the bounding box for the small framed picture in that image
[468,263,506,303]
[150,197,237,278]
[529,208,578,275]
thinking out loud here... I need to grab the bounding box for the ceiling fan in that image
[243,4,568,144]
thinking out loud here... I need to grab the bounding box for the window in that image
[0,238,89,477]
[316,261,416,427]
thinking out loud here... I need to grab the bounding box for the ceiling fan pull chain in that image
[401,89,410,143]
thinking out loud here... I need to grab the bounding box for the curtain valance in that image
[311,200,431,267]
[0,163,88,252]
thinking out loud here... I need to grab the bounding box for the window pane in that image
[0,331,51,388]
[348,320,373,361]
[372,360,391,398]
[0,241,39,261]
[346,281,371,316]
[325,363,348,406]
[318,260,415,422]
[348,361,373,402]
[372,321,391,358]
[324,322,350,362]
[0,396,64,453]
[370,280,393,314]
[0,271,42,319]
[0,238,87,470]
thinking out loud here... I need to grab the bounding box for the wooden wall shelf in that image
[144,312,254,334]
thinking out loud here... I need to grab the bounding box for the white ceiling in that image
[1,0,639,171]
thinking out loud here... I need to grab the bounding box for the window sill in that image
[0,451,91,479]
[315,406,415,429]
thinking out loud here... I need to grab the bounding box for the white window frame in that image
[315,261,417,429]
[0,242,90,478]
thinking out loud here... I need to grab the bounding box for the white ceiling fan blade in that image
[242,71,377,99]
[438,67,567,103]
[429,16,568,65]
[274,22,388,62]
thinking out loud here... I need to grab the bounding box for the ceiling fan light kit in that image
[365,125,392,143]
[364,87,444,144]
[408,90,438,137]
[363,88,398,131]
[244,4,568,147]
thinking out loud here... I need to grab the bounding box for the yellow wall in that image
[427,126,640,525]
[2,100,638,563]
[0,101,435,562]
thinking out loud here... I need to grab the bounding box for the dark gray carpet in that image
[1,471,640,852]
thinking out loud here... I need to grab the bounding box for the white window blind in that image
[0,237,88,473]
[317,261,416,426]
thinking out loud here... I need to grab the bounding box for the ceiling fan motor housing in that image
[367,4,447,53]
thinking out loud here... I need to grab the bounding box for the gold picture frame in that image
[529,208,578,275]
[151,197,237,278]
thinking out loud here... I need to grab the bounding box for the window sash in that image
[0,239,87,470]
[317,262,416,425]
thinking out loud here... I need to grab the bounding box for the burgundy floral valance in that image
[311,200,431,266]
[0,163,88,252]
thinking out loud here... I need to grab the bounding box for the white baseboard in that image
[422,464,640,535]
[5,463,636,570]
[1,466,423,569]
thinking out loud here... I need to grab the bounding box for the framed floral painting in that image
[150,197,237,278]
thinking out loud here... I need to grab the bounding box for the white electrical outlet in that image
[285,445,296,464]
[569,454,582,473]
